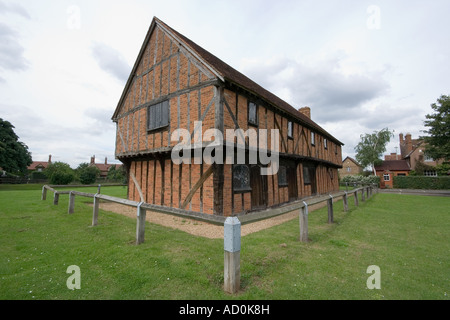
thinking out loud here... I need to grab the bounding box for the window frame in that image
[147,100,169,132]
[324,138,328,149]
[232,164,252,193]
[287,121,293,139]
[303,166,312,185]
[383,174,390,181]
[278,166,288,187]
[248,101,258,127]
[311,132,315,146]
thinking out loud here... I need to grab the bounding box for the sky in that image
[1,0,449,168]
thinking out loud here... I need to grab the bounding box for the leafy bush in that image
[44,162,74,185]
[341,175,380,186]
[393,176,450,189]
[107,165,126,184]
[78,166,100,184]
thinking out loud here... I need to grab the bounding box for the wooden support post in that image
[354,190,359,206]
[53,192,59,205]
[136,202,146,245]
[224,217,241,294]
[68,191,75,214]
[327,195,334,224]
[41,186,47,200]
[361,188,366,202]
[97,184,101,194]
[343,192,348,212]
[299,201,309,242]
[92,194,99,226]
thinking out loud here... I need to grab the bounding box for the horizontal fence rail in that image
[40,183,378,294]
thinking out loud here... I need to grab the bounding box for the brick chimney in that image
[48,154,52,164]
[104,157,107,165]
[385,153,400,161]
[405,133,412,153]
[298,106,311,119]
[90,155,95,165]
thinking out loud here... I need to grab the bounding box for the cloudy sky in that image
[1,0,449,168]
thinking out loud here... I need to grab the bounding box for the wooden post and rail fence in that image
[41,183,377,294]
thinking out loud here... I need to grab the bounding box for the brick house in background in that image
[374,158,411,189]
[399,133,443,175]
[89,155,122,179]
[338,156,363,178]
[27,154,52,173]
[112,17,343,217]
[374,132,445,188]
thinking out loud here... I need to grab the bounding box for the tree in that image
[0,118,32,175]
[421,94,450,161]
[45,161,74,185]
[107,165,126,183]
[355,128,394,175]
[78,164,100,184]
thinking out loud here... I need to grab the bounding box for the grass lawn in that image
[0,185,449,300]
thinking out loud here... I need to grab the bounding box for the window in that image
[347,167,351,172]
[233,165,251,192]
[248,101,258,126]
[383,174,390,181]
[303,166,311,184]
[278,166,288,187]
[148,100,169,131]
[324,138,328,149]
[311,132,315,146]
[287,121,293,139]
[424,154,434,162]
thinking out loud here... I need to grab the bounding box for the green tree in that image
[45,161,74,185]
[107,165,126,183]
[355,128,394,175]
[421,94,450,161]
[78,165,100,184]
[0,118,32,175]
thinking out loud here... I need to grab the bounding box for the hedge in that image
[393,176,450,190]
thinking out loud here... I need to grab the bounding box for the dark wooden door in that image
[250,165,267,210]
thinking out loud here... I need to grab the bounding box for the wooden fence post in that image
[68,191,75,214]
[361,188,366,202]
[92,194,99,226]
[299,201,309,242]
[327,195,334,224]
[136,202,146,245]
[53,192,59,205]
[224,217,241,294]
[41,186,47,200]
[343,192,349,212]
[354,190,359,206]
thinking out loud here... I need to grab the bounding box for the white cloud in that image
[91,42,131,83]
[0,0,449,168]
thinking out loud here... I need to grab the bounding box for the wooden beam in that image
[181,164,214,209]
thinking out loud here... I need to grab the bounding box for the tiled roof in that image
[114,17,343,146]
[155,17,343,145]
[375,160,411,171]
[28,161,50,170]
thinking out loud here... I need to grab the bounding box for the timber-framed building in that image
[112,17,343,216]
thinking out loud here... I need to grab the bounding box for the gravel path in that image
[98,201,326,239]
